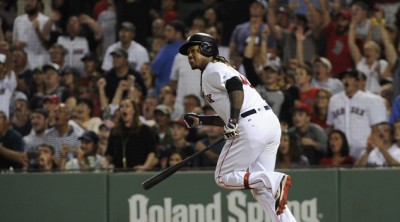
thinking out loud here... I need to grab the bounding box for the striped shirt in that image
[43,126,81,160]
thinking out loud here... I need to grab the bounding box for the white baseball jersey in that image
[201,62,266,123]
[327,90,387,159]
[366,144,400,166]
[201,61,296,222]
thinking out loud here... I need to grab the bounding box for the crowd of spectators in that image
[1,0,400,172]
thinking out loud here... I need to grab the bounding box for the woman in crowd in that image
[104,98,158,171]
[276,130,309,168]
[320,129,354,167]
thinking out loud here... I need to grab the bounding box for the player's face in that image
[187,45,210,71]
[329,132,343,154]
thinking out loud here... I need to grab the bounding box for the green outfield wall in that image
[0,169,399,222]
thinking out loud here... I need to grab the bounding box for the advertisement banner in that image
[108,170,339,222]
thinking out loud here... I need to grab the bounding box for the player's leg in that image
[214,110,284,190]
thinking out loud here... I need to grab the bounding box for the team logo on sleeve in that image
[205,94,215,103]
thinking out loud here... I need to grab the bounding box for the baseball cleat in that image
[275,175,292,215]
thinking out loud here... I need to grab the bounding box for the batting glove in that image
[183,113,199,128]
[223,119,239,140]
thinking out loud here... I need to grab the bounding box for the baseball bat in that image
[142,138,225,190]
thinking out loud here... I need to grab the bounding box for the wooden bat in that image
[142,138,225,190]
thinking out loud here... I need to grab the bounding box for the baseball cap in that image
[81,52,98,62]
[99,119,115,131]
[170,118,188,128]
[110,48,128,58]
[264,61,281,74]
[0,110,7,119]
[0,53,6,63]
[313,57,332,71]
[43,94,60,104]
[336,10,352,21]
[42,63,60,73]
[154,104,171,115]
[277,6,289,16]
[120,21,136,32]
[14,91,28,102]
[252,0,268,9]
[32,66,43,74]
[292,103,311,115]
[78,131,99,143]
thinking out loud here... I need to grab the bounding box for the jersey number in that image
[239,75,254,88]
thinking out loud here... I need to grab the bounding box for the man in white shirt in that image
[101,22,149,73]
[13,0,49,69]
[356,121,400,167]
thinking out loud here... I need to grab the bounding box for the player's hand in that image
[183,113,199,128]
[223,119,239,140]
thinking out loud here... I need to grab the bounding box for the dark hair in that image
[112,98,142,136]
[37,143,55,154]
[277,131,303,163]
[327,130,350,157]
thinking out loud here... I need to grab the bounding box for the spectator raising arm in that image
[267,0,283,40]
[319,0,331,28]
[348,18,362,65]
[295,25,305,66]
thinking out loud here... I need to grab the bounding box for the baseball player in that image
[179,33,296,222]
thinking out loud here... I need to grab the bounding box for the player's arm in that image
[183,113,224,127]
[226,76,244,121]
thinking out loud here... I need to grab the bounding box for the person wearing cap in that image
[81,52,102,86]
[327,69,387,160]
[179,32,296,220]
[153,104,174,147]
[151,20,186,95]
[100,47,147,104]
[288,103,328,165]
[102,21,149,73]
[319,0,360,77]
[243,39,295,127]
[311,57,344,94]
[43,63,68,103]
[23,109,49,165]
[12,0,49,69]
[104,98,158,171]
[0,110,27,170]
[97,120,115,156]
[62,130,105,171]
[159,118,195,169]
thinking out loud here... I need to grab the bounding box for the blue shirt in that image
[151,40,184,94]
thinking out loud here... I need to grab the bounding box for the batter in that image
[179,33,296,222]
